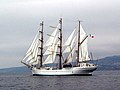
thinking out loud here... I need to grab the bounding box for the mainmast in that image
[77,21,80,65]
[38,21,44,68]
[59,18,62,69]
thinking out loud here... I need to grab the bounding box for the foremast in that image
[38,21,44,68]
[77,21,80,65]
[59,18,62,69]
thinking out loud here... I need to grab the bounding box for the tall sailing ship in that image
[21,18,97,76]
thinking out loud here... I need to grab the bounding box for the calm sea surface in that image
[0,70,120,90]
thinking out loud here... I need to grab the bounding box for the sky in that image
[0,0,120,69]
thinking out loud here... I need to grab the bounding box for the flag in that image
[90,34,94,38]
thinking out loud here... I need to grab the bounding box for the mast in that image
[59,18,62,69]
[77,21,80,65]
[38,21,44,68]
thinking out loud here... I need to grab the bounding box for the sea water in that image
[0,70,120,90]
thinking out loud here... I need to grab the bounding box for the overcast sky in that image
[0,0,120,69]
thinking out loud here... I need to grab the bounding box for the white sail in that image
[79,38,90,62]
[43,24,59,55]
[62,28,76,59]
[44,24,59,47]
[27,37,39,64]
[79,24,90,62]
[64,28,76,46]
[43,33,59,64]
[65,36,77,63]
[22,30,41,65]
[29,43,39,65]
[80,24,86,42]
[26,32,39,54]
[43,24,60,65]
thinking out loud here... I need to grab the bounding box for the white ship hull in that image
[31,63,97,76]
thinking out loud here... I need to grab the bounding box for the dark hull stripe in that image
[33,74,92,76]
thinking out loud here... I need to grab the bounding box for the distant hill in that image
[0,66,31,74]
[93,55,120,70]
[0,55,120,74]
